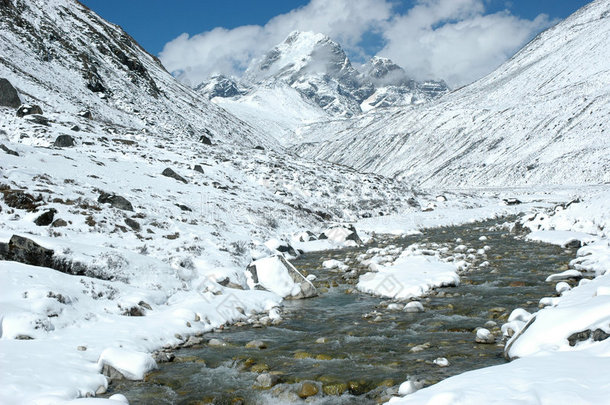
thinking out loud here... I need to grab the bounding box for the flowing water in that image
[105,218,574,404]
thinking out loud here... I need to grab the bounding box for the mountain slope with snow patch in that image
[297,0,610,187]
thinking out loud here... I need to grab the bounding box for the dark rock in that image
[98,192,134,211]
[563,239,582,249]
[34,209,57,226]
[78,110,92,119]
[592,328,610,342]
[569,328,610,346]
[124,217,140,231]
[0,235,54,268]
[1,144,19,156]
[199,134,212,145]
[53,135,75,147]
[0,78,21,108]
[254,146,265,150]
[138,301,152,311]
[193,165,204,174]
[345,225,362,244]
[568,330,591,346]
[16,104,43,117]
[299,231,317,242]
[70,125,80,132]
[503,198,522,206]
[276,243,298,257]
[318,233,328,240]
[24,114,50,126]
[162,168,187,184]
[51,218,68,227]
[175,204,192,212]
[407,197,420,208]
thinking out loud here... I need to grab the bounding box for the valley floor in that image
[1,175,609,404]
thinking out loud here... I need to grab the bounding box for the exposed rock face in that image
[196,74,249,99]
[0,235,54,268]
[0,78,21,107]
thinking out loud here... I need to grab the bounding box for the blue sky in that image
[81,0,593,86]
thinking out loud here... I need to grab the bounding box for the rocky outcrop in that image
[0,78,21,108]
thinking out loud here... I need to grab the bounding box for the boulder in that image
[98,192,134,211]
[247,255,316,299]
[0,78,21,108]
[193,164,204,174]
[0,144,18,156]
[16,104,43,117]
[34,209,57,226]
[321,224,362,245]
[53,135,75,147]
[0,235,54,268]
[161,167,187,184]
[124,218,140,231]
[298,382,319,398]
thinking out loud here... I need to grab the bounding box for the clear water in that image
[105,219,573,404]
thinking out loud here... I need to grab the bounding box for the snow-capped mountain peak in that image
[245,31,356,85]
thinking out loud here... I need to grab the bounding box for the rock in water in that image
[53,135,75,147]
[0,78,21,108]
[298,382,319,398]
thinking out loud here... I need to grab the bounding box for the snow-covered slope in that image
[297,0,610,187]
[0,0,271,148]
[213,83,329,146]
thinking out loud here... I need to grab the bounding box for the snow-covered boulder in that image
[246,255,316,299]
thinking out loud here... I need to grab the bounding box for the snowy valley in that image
[0,0,609,404]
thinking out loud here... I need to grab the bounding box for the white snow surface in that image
[357,253,459,300]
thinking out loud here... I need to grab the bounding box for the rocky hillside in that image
[0,0,270,147]
[296,0,610,187]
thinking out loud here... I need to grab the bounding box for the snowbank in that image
[357,254,459,300]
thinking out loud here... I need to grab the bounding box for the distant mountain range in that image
[195,31,448,145]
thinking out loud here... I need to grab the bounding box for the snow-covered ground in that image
[1,0,609,403]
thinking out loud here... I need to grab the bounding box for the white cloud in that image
[159,0,393,86]
[159,0,552,87]
[378,0,552,86]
